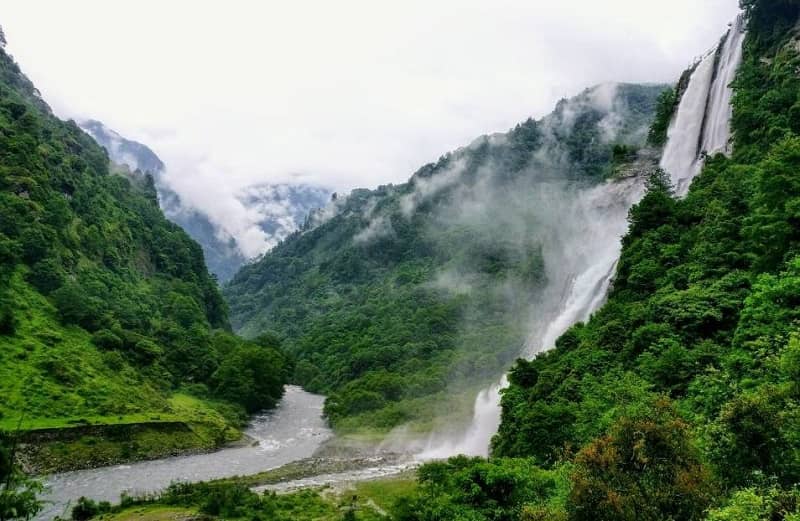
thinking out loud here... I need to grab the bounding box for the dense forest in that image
[225,83,665,432]
[0,43,289,435]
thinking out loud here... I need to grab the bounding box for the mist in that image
[2,0,739,257]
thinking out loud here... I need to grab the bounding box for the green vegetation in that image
[647,87,677,147]
[58,1,800,520]
[15,395,242,474]
[388,4,800,518]
[393,456,568,521]
[0,433,42,521]
[70,477,418,521]
[194,2,800,519]
[0,39,288,468]
[225,84,666,432]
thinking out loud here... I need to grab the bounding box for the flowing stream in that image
[418,14,745,460]
[36,386,332,520]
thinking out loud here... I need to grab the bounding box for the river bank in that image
[17,420,249,475]
[35,386,333,520]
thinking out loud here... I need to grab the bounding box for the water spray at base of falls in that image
[417,13,746,461]
[418,177,644,459]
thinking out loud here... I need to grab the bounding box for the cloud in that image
[400,157,468,217]
[2,0,740,224]
[353,215,393,244]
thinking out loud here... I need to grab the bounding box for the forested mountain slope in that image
[0,42,288,452]
[224,83,666,431]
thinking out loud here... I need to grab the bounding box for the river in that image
[37,386,332,520]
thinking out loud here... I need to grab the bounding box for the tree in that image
[567,399,713,521]
[393,456,558,521]
[648,88,677,147]
[706,386,800,488]
[0,433,42,521]
[624,169,675,242]
[212,343,288,413]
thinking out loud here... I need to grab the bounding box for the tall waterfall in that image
[661,14,745,195]
[417,15,745,460]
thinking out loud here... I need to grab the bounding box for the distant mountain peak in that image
[79,120,330,281]
[79,119,165,175]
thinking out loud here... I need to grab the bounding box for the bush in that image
[392,456,561,521]
[91,329,123,350]
[71,497,111,521]
[567,399,713,521]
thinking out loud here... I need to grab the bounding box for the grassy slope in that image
[1,271,240,473]
[0,271,166,421]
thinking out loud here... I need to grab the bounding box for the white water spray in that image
[418,15,745,460]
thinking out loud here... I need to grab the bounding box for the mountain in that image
[78,120,331,282]
[224,82,667,432]
[495,0,800,481]
[0,37,289,470]
[78,120,165,174]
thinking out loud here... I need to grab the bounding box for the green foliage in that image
[705,385,800,488]
[71,497,112,521]
[211,342,291,413]
[647,87,678,146]
[0,433,43,521]
[392,456,566,521]
[705,487,800,521]
[567,399,713,521]
[113,481,381,521]
[493,4,800,520]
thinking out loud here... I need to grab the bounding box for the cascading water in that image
[701,15,746,158]
[419,14,745,460]
[662,14,745,195]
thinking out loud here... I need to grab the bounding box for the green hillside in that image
[224,83,666,432]
[0,43,289,465]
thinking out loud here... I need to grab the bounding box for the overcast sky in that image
[2,0,740,251]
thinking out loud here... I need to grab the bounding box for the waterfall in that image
[417,15,745,460]
[661,14,745,195]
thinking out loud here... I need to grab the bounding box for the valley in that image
[4,1,800,520]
